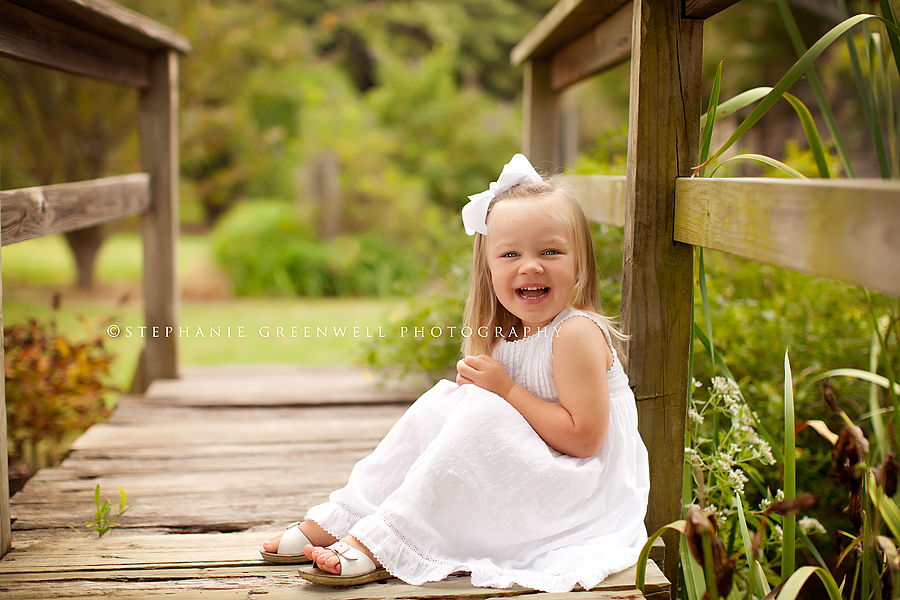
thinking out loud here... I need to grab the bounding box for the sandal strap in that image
[326,541,378,577]
[277,522,312,556]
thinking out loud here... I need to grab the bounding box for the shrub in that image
[212,200,427,297]
[5,316,117,475]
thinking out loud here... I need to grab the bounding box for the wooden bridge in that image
[0,365,668,599]
[1,0,899,599]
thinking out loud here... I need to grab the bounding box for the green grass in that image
[2,232,409,391]
[1,231,211,285]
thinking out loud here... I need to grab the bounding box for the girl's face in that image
[486,201,578,337]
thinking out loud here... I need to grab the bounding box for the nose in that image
[519,257,544,275]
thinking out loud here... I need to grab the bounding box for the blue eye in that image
[502,252,519,258]
[543,249,560,255]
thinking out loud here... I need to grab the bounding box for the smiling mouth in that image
[517,286,549,300]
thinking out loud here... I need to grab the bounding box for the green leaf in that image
[775,0,855,177]
[700,14,890,171]
[697,61,722,178]
[709,154,808,179]
[734,493,770,596]
[698,249,715,374]
[700,87,771,128]
[635,520,686,592]
[782,350,797,579]
[815,368,900,395]
[775,566,843,600]
[780,93,830,178]
[118,487,127,513]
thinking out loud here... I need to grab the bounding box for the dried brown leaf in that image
[765,492,818,517]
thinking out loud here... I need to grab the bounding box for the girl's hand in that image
[456,355,515,398]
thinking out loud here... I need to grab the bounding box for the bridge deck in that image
[1,365,667,599]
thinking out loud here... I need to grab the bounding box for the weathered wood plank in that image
[0,174,150,246]
[0,0,150,86]
[143,365,428,407]
[69,411,403,450]
[12,0,191,53]
[567,176,626,227]
[675,177,900,296]
[135,49,179,390]
[550,2,632,91]
[622,0,702,585]
[684,0,744,20]
[0,562,665,599]
[511,0,630,64]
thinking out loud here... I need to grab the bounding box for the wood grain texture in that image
[11,0,190,52]
[622,0,702,585]
[0,174,150,246]
[684,0,744,20]
[567,175,626,227]
[0,0,149,86]
[137,50,179,389]
[1,367,664,598]
[550,2,632,91]
[512,0,630,64]
[675,177,900,296]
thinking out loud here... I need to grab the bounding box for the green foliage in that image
[211,200,427,297]
[70,484,135,538]
[4,316,117,474]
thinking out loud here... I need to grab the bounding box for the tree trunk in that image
[64,226,105,290]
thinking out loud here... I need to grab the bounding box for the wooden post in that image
[523,58,561,172]
[134,49,179,392]
[0,246,10,558]
[622,0,702,585]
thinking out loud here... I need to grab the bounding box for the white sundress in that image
[305,308,650,593]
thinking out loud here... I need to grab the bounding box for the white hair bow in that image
[461,153,542,236]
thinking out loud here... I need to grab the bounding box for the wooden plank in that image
[523,59,561,171]
[567,175,626,227]
[12,0,191,53]
[684,0,744,19]
[69,412,403,450]
[511,0,630,64]
[0,0,150,87]
[675,177,900,296]
[142,365,428,407]
[0,564,664,599]
[0,173,150,246]
[550,2,632,91]
[136,50,179,390]
[622,0,702,586]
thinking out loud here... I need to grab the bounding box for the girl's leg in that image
[262,519,336,553]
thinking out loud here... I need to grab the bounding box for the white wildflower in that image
[689,407,705,425]
[798,517,827,535]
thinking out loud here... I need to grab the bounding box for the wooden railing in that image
[0,0,190,557]
[514,0,900,585]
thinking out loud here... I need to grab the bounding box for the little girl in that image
[261,154,650,593]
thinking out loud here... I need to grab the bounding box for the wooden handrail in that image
[567,174,900,297]
[675,177,900,295]
[1,174,151,245]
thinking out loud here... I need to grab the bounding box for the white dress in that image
[305,308,650,593]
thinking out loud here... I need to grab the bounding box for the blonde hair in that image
[462,176,624,358]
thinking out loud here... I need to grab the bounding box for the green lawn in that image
[2,232,409,391]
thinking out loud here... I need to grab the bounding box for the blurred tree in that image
[0,62,138,289]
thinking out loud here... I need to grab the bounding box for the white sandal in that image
[260,521,314,564]
[298,540,393,586]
